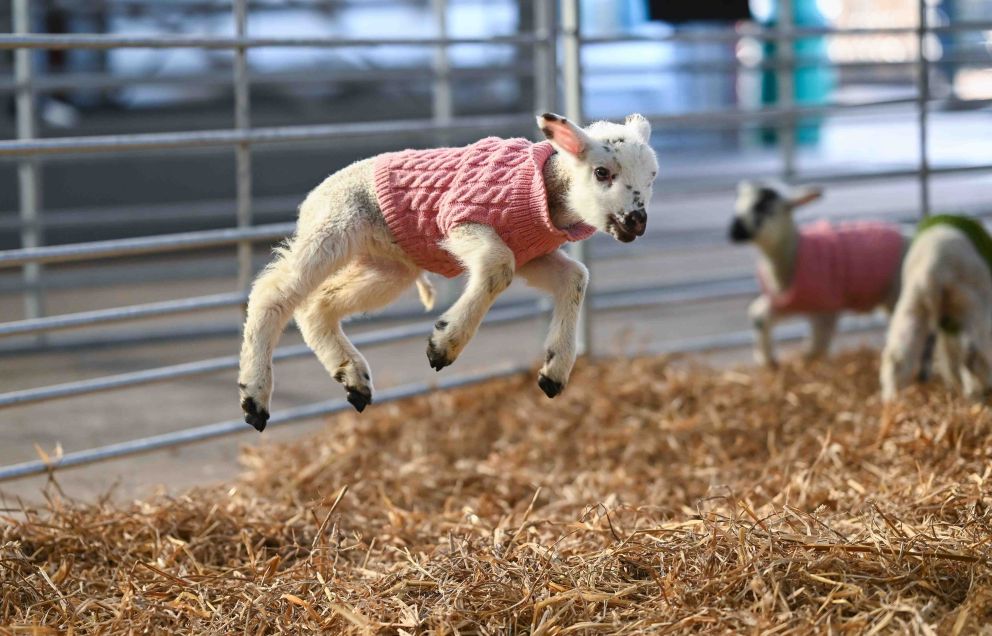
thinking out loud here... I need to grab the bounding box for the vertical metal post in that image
[777,0,796,182]
[431,0,456,307]
[561,0,591,356]
[917,0,931,217]
[432,0,453,140]
[233,0,253,293]
[14,0,44,322]
[533,0,557,113]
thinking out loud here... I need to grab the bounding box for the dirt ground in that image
[3,349,992,633]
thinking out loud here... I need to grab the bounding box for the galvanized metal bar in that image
[578,22,992,44]
[647,314,887,357]
[0,99,927,160]
[431,0,453,141]
[0,193,301,231]
[0,33,544,50]
[47,0,419,10]
[3,23,992,51]
[560,0,591,357]
[0,64,538,93]
[0,292,247,338]
[0,223,295,268]
[531,0,558,350]
[13,0,44,323]
[0,302,548,409]
[0,113,536,158]
[917,0,931,218]
[6,150,992,236]
[6,56,992,98]
[50,0,440,10]
[0,363,531,482]
[532,0,557,112]
[1,253,938,355]
[777,0,797,181]
[0,346,307,409]
[644,97,918,127]
[233,0,254,292]
[653,162,992,196]
[0,313,891,482]
[3,156,991,270]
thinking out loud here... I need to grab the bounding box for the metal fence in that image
[1,0,990,483]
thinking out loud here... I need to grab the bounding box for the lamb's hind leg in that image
[295,257,418,412]
[804,313,838,362]
[880,286,931,402]
[238,232,352,431]
[957,290,992,400]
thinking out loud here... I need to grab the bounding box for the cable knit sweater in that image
[759,221,905,314]
[374,137,596,278]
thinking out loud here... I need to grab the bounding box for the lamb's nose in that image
[625,209,647,236]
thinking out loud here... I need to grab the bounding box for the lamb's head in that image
[729,181,823,249]
[538,112,659,243]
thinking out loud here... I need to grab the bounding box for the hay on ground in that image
[3,349,992,633]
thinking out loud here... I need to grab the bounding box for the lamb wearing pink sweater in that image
[237,113,659,430]
[729,181,907,368]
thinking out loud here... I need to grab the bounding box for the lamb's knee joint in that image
[570,271,588,304]
[487,264,514,295]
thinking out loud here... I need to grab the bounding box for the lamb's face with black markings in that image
[729,181,823,249]
[730,182,790,246]
[538,113,659,243]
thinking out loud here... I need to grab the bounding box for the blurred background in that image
[1,0,990,501]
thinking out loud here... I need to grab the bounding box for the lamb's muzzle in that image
[607,210,646,242]
[728,216,750,242]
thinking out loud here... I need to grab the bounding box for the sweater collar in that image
[531,141,598,242]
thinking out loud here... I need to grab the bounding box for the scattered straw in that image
[3,349,992,633]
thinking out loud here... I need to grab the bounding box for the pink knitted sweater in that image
[374,137,596,278]
[759,221,905,313]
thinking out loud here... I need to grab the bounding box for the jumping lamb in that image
[729,181,907,368]
[238,113,659,431]
[881,214,992,402]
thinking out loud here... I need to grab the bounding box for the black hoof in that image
[241,397,269,432]
[426,340,451,372]
[537,374,563,399]
[346,387,371,413]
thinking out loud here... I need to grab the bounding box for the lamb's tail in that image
[415,272,436,312]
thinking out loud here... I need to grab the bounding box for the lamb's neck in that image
[543,153,583,229]
[758,229,799,291]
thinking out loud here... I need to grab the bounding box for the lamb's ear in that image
[737,180,756,195]
[788,185,823,208]
[537,113,591,159]
[624,113,651,144]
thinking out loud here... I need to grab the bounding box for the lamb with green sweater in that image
[881,214,992,402]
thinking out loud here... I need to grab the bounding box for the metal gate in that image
[1,0,990,483]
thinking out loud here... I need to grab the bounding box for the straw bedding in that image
[3,349,992,634]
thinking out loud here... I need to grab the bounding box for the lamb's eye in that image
[594,167,611,182]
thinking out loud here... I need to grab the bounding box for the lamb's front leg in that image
[517,250,588,398]
[427,224,515,370]
[748,295,779,368]
[804,313,838,362]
